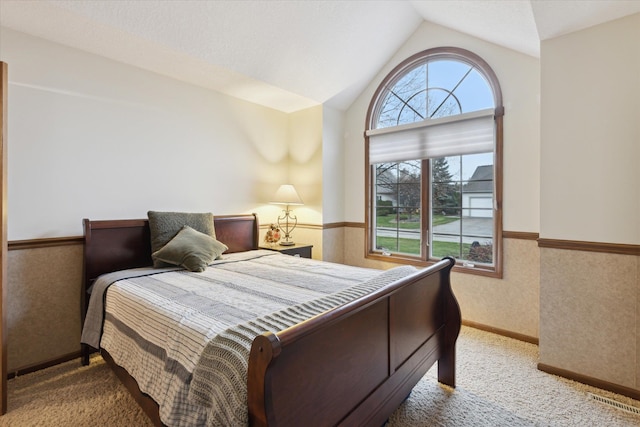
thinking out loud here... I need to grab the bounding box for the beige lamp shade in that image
[271,184,303,205]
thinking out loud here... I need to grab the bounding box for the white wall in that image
[540,13,640,245]
[0,28,291,240]
[321,105,345,224]
[343,21,540,234]
[288,105,323,225]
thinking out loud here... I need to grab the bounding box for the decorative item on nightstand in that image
[270,184,303,246]
[264,224,281,247]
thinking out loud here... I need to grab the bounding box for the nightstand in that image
[260,243,313,259]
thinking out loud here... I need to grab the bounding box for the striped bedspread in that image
[81,250,417,426]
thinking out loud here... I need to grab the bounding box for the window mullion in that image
[429,66,472,118]
[394,164,400,253]
[421,158,430,261]
[458,156,464,260]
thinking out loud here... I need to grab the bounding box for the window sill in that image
[366,252,502,279]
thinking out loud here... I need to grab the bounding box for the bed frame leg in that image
[438,257,460,388]
[437,344,456,388]
[81,344,90,366]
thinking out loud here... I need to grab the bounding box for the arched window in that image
[365,47,504,276]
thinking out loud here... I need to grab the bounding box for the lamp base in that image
[279,241,295,246]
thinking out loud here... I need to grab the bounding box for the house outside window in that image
[365,47,504,276]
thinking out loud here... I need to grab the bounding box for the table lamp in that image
[270,184,303,246]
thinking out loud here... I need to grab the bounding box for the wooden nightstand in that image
[260,243,313,259]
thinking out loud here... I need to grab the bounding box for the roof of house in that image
[464,165,493,193]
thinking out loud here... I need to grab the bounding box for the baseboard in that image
[537,363,640,401]
[7,351,81,380]
[462,319,539,345]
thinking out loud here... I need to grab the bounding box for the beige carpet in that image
[3,326,640,426]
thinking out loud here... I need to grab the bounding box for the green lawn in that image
[376,236,422,254]
[375,214,492,262]
[375,236,473,259]
[376,214,458,229]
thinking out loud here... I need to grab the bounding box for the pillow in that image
[148,211,215,267]
[152,225,228,272]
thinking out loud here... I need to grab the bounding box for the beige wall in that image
[260,105,324,256]
[340,21,542,340]
[289,105,323,227]
[539,14,640,391]
[540,249,639,388]
[322,226,345,264]
[7,245,82,372]
[540,14,639,245]
[0,27,294,240]
[321,105,345,225]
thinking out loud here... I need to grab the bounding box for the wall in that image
[539,15,639,245]
[0,28,315,371]
[7,244,82,371]
[287,106,324,258]
[539,14,640,392]
[321,105,346,263]
[1,28,299,241]
[320,105,344,225]
[342,21,541,339]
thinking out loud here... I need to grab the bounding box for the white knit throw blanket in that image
[188,265,418,427]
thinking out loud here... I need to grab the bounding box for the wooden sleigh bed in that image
[81,213,461,427]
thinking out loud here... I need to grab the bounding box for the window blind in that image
[366,108,495,164]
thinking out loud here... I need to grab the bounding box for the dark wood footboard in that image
[248,257,459,427]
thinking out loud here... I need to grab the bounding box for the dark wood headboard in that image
[81,213,259,305]
[82,213,259,286]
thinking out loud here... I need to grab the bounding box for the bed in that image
[80,213,461,427]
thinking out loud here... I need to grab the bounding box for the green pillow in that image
[148,211,216,267]
[152,225,228,272]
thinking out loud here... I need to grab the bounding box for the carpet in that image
[3,326,640,426]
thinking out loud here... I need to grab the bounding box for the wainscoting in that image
[7,242,83,373]
[341,223,640,399]
[539,247,640,397]
[7,227,640,401]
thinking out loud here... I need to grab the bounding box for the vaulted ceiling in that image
[1,1,639,112]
